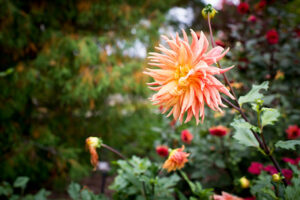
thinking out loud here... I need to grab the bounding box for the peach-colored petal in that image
[145,29,233,123]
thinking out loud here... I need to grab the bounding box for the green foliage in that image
[250,172,277,200]
[179,171,213,200]
[231,118,259,147]
[261,108,280,128]
[0,176,50,200]
[67,182,107,200]
[110,156,180,200]
[238,82,269,106]
[275,140,300,150]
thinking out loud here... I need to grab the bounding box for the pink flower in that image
[282,169,293,183]
[213,192,243,200]
[248,162,264,175]
[263,165,278,175]
[209,126,229,137]
[285,125,300,140]
[156,145,169,157]
[181,129,193,144]
[237,2,249,14]
[145,29,234,124]
[248,15,257,23]
[282,157,297,165]
[265,29,279,44]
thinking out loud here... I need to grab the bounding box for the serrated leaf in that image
[231,119,259,147]
[13,177,29,189]
[261,108,280,127]
[231,118,260,133]
[275,140,300,150]
[238,82,269,106]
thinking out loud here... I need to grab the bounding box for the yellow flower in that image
[162,146,190,172]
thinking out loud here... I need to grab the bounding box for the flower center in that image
[174,64,191,87]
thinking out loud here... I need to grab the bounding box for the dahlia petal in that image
[181,29,189,43]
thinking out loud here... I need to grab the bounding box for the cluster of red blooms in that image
[237,1,279,44]
[247,161,295,183]
[285,125,300,140]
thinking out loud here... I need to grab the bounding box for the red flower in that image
[248,15,257,23]
[286,125,300,139]
[156,145,169,157]
[209,126,229,137]
[181,129,194,144]
[237,2,249,14]
[282,169,293,183]
[265,29,279,44]
[258,0,267,9]
[263,165,278,175]
[215,40,225,48]
[248,162,264,175]
[295,157,300,165]
[295,29,300,38]
[282,157,297,165]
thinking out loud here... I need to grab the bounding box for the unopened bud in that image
[240,176,250,188]
[272,173,281,182]
[202,4,217,19]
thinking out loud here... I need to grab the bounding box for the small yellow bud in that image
[240,176,250,188]
[202,4,217,19]
[272,173,281,182]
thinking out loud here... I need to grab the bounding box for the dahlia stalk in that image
[205,8,287,186]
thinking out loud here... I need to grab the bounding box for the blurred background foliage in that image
[0,0,300,198]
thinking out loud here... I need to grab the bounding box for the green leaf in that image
[13,176,29,189]
[275,140,300,150]
[261,108,280,127]
[81,189,92,200]
[34,189,51,200]
[238,82,269,106]
[231,118,259,147]
[67,182,81,200]
[0,182,13,196]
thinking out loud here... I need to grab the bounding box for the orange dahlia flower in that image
[145,29,234,124]
[162,145,190,172]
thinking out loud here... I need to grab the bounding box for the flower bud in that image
[240,176,250,188]
[86,137,102,148]
[202,4,217,19]
[272,173,281,182]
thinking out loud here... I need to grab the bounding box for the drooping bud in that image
[86,137,102,170]
[202,4,217,19]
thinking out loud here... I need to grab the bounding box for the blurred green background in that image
[0,0,300,198]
